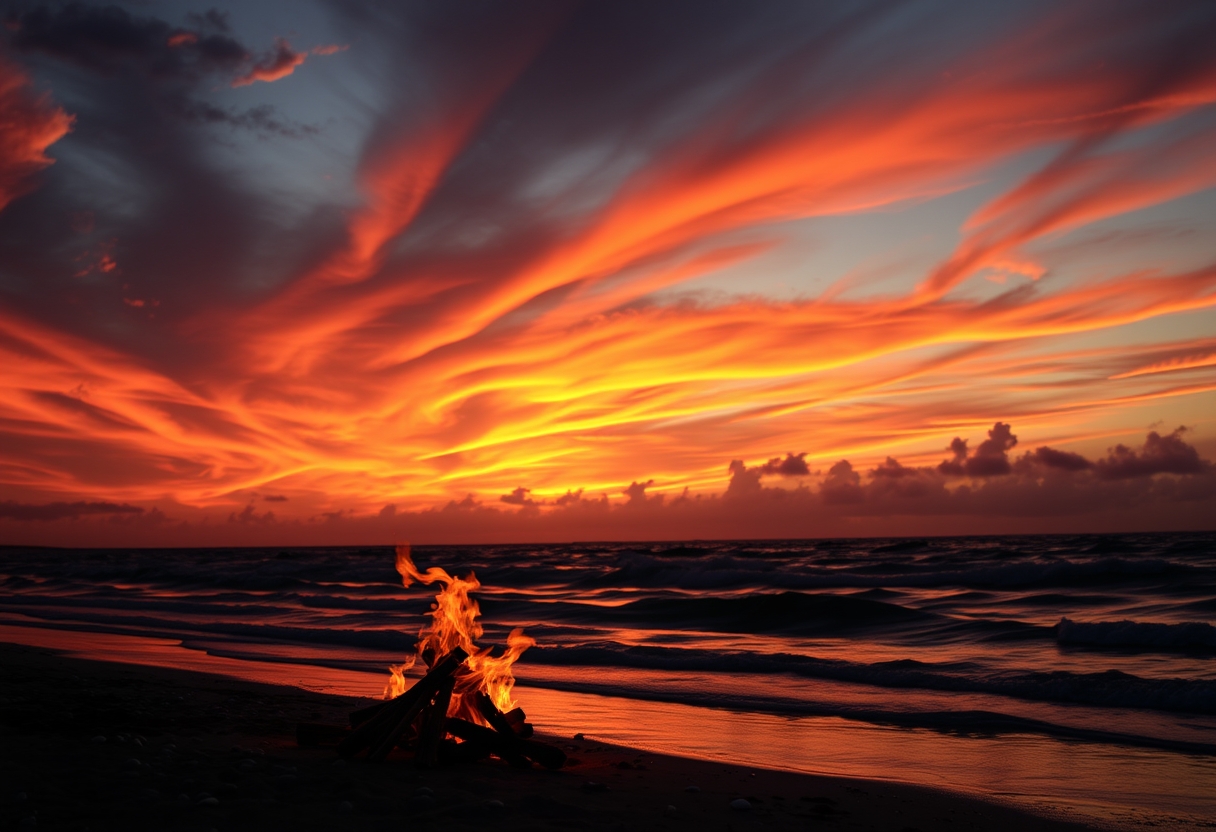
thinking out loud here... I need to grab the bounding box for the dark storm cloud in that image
[0,4,323,378]
[6,3,248,79]
[4,4,311,135]
[0,499,142,520]
[175,99,316,137]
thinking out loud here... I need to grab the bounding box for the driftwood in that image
[337,647,468,759]
[298,643,563,772]
[445,716,567,770]
[472,690,530,767]
[349,699,386,728]
[504,707,534,738]
[414,676,455,769]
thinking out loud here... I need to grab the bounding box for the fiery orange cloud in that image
[0,55,71,212]
[239,15,563,373]
[1111,350,1216,380]
[244,6,1216,384]
[1,5,1214,545]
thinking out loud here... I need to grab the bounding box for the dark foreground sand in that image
[0,642,1098,832]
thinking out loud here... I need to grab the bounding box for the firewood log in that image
[349,700,387,728]
[338,646,468,759]
[414,677,455,769]
[503,706,534,738]
[471,692,531,768]
[446,715,567,770]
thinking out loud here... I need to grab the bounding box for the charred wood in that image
[471,692,530,768]
[349,700,387,728]
[503,707,534,738]
[446,715,567,770]
[337,646,468,759]
[414,677,455,769]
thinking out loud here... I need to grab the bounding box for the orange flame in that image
[385,544,535,719]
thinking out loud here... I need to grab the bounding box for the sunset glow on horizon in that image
[1,1,1214,545]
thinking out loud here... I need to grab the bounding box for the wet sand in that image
[0,642,1099,831]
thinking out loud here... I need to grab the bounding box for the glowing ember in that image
[385,545,535,721]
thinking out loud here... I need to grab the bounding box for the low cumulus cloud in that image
[938,422,1017,477]
[6,4,249,81]
[1026,447,1093,472]
[500,486,537,507]
[4,422,1210,546]
[228,502,275,524]
[1093,427,1209,479]
[821,460,863,505]
[727,451,810,496]
[759,452,810,477]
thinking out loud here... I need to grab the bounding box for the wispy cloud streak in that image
[0,2,1213,542]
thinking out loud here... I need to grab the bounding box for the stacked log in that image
[296,646,566,771]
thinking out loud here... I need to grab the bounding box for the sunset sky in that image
[1,1,1214,545]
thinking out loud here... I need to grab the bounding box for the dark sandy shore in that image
[0,642,1099,832]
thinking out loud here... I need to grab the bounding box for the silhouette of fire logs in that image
[296,646,566,770]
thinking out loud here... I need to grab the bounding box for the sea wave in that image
[516,674,1216,756]
[587,552,1196,592]
[523,643,1216,714]
[484,591,939,635]
[1057,617,1216,651]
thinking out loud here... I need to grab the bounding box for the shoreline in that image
[0,641,1104,831]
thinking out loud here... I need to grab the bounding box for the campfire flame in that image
[385,545,535,721]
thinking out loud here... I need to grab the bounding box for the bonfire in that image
[296,545,565,770]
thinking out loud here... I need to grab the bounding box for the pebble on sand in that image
[730,798,752,811]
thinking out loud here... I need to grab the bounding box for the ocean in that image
[1,533,1214,828]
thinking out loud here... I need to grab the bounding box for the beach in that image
[0,642,1102,832]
